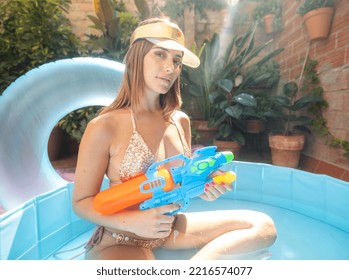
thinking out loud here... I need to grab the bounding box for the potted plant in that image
[297,0,335,40]
[205,24,283,156]
[181,34,221,145]
[267,81,325,168]
[210,79,257,157]
[253,0,283,34]
[242,93,275,134]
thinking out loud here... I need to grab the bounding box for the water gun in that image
[93,146,236,215]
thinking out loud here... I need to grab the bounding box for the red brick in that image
[315,160,345,179]
[299,154,320,173]
[341,171,349,182]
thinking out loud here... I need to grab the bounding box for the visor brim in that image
[146,38,200,68]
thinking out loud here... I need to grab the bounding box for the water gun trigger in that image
[212,171,236,185]
[168,199,189,215]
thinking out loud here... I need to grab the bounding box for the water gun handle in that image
[212,171,236,185]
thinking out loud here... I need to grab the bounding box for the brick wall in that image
[273,1,349,171]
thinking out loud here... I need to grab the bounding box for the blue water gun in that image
[93,146,236,215]
[139,146,236,215]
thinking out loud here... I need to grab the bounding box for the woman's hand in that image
[119,204,180,239]
[200,170,234,201]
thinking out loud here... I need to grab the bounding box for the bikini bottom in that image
[85,226,169,251]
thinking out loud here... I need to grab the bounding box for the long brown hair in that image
[100,18,182,120]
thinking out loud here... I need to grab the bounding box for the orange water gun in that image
[93,146,236,215]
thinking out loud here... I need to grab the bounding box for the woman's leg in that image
[164,210,277,260]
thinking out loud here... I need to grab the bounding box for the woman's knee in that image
[253,212,277,246]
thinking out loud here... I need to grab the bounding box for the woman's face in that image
[143,45,183,95]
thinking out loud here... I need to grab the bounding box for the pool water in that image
[2,160,349,260]
[45,198,349,260]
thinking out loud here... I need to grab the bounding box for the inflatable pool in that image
[0,58,348,260]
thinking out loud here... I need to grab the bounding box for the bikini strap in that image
[130,109,136,130]
[171,113,191,157]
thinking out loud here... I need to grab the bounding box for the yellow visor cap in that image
[131,22,200,68]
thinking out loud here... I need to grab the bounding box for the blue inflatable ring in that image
[0,57,124,210]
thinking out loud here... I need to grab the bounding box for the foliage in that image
[61,0,139,144]
[252,0,283,32]
[181,24,283,143]
[242,92,275,121]
[134,0,163,20]
[244,60,280,88]
[162,0,227,20]
[266,80,324,136]
[210,79,256,144]
[86,0,139,62]
[207,24,284,143]
[57,106,102,144]
[297,0,335,16]
[302,60,349,156]
[181,34,220,121]
[0,0,81,94]
[253,0,281,20]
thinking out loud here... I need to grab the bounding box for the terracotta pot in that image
[245,119,266,134]
[268,134,305,168]
[192,120,218,146]
[213,139,241,159]
[263,14,275,34]
[303,7,334,40]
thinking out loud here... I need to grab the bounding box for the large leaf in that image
[99,0,114,24]
[134,0,150,20]
[292,95,323,110]
[225,105,243,119]
[255,48,285,67]
[107,17,120,39]
[264,110,285,119]
[270,95,290,107]
[217,79,233,93]
[87,15,106,32]
[233,93,257,106]
[219,123,233,138]
[211,111,228,126]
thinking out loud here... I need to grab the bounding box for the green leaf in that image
[233,93,257,107]
[225,105,243,119]
[270,95,290,107]
[292,95,323,110]
[219,123,233,138]
[217,79,233,93]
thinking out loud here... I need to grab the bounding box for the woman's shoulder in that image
[172,110,190,123]
[172,110,190,128]
[85,108,131,136]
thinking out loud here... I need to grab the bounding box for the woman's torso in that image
[102,108,190,239]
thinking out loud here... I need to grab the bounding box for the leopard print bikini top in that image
[118,110,191,182]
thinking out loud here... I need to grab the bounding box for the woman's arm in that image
[72,115,178,238]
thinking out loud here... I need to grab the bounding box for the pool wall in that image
[1,161,349,260]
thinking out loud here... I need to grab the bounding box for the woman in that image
[73,17,276,260]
